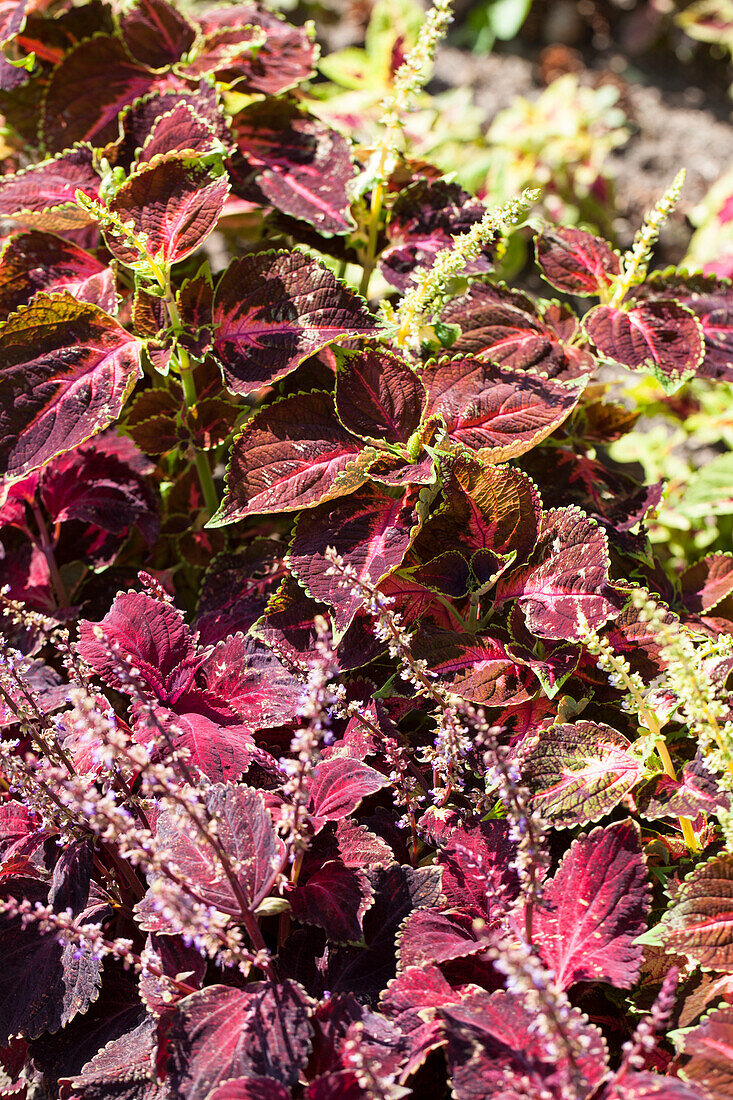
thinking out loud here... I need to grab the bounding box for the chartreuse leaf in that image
[0,293,142,480]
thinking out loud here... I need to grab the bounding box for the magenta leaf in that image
[41,36,157,150]
[308,757,390,828]
[199,632,302,729]
[137,784,284,926]
[439,988,607,1100]
[380,179,496,292]
[495,506,620,640]
[533,820,650,990]
[167,981,313,1098]
[0,146,101,230]
[535,225,621,295]
[638,271,733,381]
[212,251,376,396]
[437,820,518,916]
[604,1072,703,1100]
[212,391,369,523]
[288,861,374,943]
[584,300,705,390]
[334,346,426,444]
[0,293,143,480]
[286,485,420,635]
[442,281,593,376]
[77,591,199,702]
[232,99,356,235]
[523,721,643,827]
[119,0,196,69]
[136,101,228,167]
[205,1081,291,1100]
[105,156,229,268]
[398,908,486,969]
[0,231,114,321]
[423,354,585,460]
[135,704,267,783]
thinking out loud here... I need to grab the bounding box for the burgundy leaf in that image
[334,346,426,444]
[398,907,486,969]
[437,820,518,916]
[195,540,285,645]
[191,6,316,96]
[333,818,393,869]
[303,1074,364,1100]
[677,1004,733,1098]
[139,933,205,1016]
[638,272,733,381]
[681,552,733,613]
[380,179,495,291]
[0,658,67,731]
[423,355,584,460]
[0,147,101,229]
[585,300,705,388]
[439,988,607,1100]
[603,1073,703,1100]
[0,293,143,480]
[660,854,733,970]
[286,485,420,635]
[533,820,650,990]
[199,632,302,729]
[167,981,313,1098]
[523,721,643,827]
[135,704,264,783]
[137,784,283,925]
[308,757,390,828]
[495,506,620,640]
[212,390,369,522]
[443,281,593,377]
[415,632,537,706]
[535,225,621,296]
[288,861,373,942]
[380,964,464,1018]
[58,1015,163,1100]
[42,36,157,150]
[119,0,196,69]
[106,156,229,268]
[0,231,114,321]
[448,451,541,558]
[212,251,376,397]
[232,99,356,235]
[136,101,228,166]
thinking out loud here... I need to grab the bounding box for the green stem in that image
[359,178,386,299]
[160,274,219,519]
[30,503,70,608]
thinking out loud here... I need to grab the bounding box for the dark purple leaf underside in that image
[212,251,376,396]
[535,225,620,296]
[533,819,650,990]
[286,485,420,634]
[212,390,369,523]
[423,355,584,460]
[0,293,142,480]
[106,156,229,267]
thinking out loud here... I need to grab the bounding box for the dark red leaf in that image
[439,988,607,1100]
[112,84,231,170]
[448,451,541,558]
[0,293,143,480]
[415,632,537,706]
[137,783,283,926]
[195,540,284,645]
[0,231,114,321]
[199,632,302,729]
[232,99,356,235]
[523,721,643,827]
[205,1081,291,1100]
[535,225,621,295]
[212,390,368,523]
[677,1004,733,1098]
[136,101,229,166]
[334,346,426,444]
[533,820,650,990]
[212,251,376,397]
[42,36,157,150]
[303,1073,364,1100]
[603,1072,703,1100]
[398,908,486,969]
[495,506,620,640]
[0,146,101,230]
[638,271,733,381]
[660,854,733,970]
[681,552,733,613]
[437,820,518,916]
[167,981,313,1098]
[380,964,463,1018]
[585,300,705,389]
[286,485,420,635]
[106,156,229,268]
[119,0,196,69]
[288,861,373,942]
[139,933,205,1016]
[308,757,390,828]
[423,354,585,459]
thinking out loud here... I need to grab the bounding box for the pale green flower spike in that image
[610,168,686,307]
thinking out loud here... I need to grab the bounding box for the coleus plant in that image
[0,0,732,1097]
